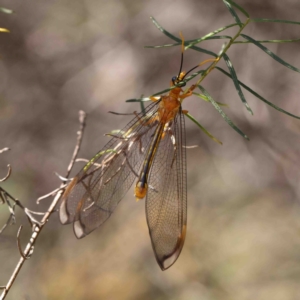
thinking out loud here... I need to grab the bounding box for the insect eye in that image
[172,76,177,82]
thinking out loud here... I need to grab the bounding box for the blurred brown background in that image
[1,0,300,299]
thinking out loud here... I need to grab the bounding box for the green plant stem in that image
[193,18,251,89]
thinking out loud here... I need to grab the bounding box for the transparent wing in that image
[59,100,161,238]
[146,107,187,270]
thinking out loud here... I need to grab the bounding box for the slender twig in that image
[183,145,199,149]
[66,110,86,178]
[16,226,31,260]
[54,172,72,182]
[36,186,66,204]
[0,204,15,234]
[0,110,87,300]
[0,148,10,154]
[0,165,11,182]
[0,188,44,234]
[75,158,90,163]
[0,192,16,234]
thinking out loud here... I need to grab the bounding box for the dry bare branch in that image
[0,110,87,299]
[36,186,66,204]
[16,226,32,260]
[0,165,11,182]
[54,172,71,182]
[0,148,10,154]
[0,191,16,234]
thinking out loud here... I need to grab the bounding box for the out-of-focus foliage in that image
[1,0,300,299]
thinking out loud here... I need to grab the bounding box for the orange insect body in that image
[59,33,204,271]
[159,71,195,122]
[158,84,182,123]
[134,71,194,202]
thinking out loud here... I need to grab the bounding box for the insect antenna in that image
[182,64,201,80]
[182,58,217,81]
[175,33,203,84]
[177,32,185,79]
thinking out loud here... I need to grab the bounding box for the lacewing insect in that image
[59,35,204,270]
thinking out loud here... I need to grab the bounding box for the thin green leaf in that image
[185,112,222,145]
[145,43,180,49]
[150,17,217,57]
[184,70,205,82]
[108,111,135,116]
[198,85,249,140]
[223,53,253,115]
[126,97,153,103]
[193,92,228,107]
[216,66,300,120]
[139,94,145,114]
[225,0,249,18]
[185,23,240,49]
[204,35,232,41]
[145,35,232,49]
[234,38,300,44]
[0,7,13,14]
[241,34,300,73]
[127,88,172,103]
[150,16,180,42]
[223,0,242,27]
[251,18,300,25]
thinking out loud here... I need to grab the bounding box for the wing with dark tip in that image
[146,107,187,270]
